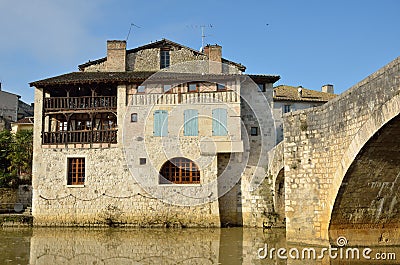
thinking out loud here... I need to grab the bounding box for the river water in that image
[0,227,398,265]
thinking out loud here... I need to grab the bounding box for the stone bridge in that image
[274,56,400,245]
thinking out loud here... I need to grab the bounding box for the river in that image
[0,227,398,264]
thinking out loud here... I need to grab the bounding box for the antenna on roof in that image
[126,23,141,42]
[187,24,213,52]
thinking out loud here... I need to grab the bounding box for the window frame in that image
[163,84,172,93]
[131,113,138,123]
[66,156,86,187]
[257,83,266,92]
[160,49,170,69]
[159,157,200,184]
[216,83,227,91]
[283,104,292,113]
[188,83,199,93]
[137,85,146,94]
[250,127,259,136]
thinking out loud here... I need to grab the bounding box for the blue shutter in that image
[184,109,198,136]
[212,108,227,136]
[154,110,168,136]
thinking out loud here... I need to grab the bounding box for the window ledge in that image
[66,185,85,188]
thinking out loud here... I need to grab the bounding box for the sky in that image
[0,0,399,104]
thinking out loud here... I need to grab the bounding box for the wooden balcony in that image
[130,91,239,105]
[42,130,117,144]
[44,96,117,112]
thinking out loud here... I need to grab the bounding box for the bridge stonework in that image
[283,57,400,244]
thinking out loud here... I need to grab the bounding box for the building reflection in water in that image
[20,227,399,264]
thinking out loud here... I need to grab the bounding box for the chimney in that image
[203,44,222,73]
[321,84,334,94]
[106,40,126,72]
[297,86,303,97]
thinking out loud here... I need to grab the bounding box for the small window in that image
[163,85,171,93]
[140,158,147,165]
[250,127,258,136]
[137,85,146,93]
[131,113,138,122]
[188,83,198,92]
[283,105,291,113]
[217,83,226,91]
[160,50,170,69]
[67,158,85,185]
[257,84,265,92]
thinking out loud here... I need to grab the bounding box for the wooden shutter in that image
[184,109,198,136]
[212,108,228,136]
[154,110,168,136]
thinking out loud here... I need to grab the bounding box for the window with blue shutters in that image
[154,110,168,136]
[184,109,198,136]
[212,108,228,136]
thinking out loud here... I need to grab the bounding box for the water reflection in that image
[0,227,399,264]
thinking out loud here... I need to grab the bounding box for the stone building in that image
[30,38,283,227]
[273,84,337,143]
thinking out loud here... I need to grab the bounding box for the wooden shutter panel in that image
[212,108,227,136]
[154,110,168,136]
[184,109,198,136]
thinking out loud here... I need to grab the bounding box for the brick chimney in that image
[204,44,222,73]
[321,84,334,94]
[106,40,126,72]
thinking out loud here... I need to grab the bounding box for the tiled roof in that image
[274,85,337,102]
[30,71,156,87]
[31,71,281,87]
[14,117,34,124]
[78,38,246,72]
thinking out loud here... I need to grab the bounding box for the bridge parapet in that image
[283,56,400,244]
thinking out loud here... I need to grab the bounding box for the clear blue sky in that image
[0,0,399,103]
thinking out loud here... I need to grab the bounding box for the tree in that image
[0,129,12,173]
[8,129,33,177]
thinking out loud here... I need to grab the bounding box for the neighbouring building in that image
[29,38,335,228]
[0,82,34,125]
[11,117,34,133]
[273,85,336,143]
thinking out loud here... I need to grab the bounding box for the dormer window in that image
[160,49,170,69]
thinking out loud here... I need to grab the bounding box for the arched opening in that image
[330,114,400,241]
[274,168,285,222]
[159,157,200,184]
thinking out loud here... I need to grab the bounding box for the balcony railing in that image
[130,90,239,105]
[44,96,117,111]
[42,130,117,144]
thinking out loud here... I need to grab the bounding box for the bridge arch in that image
[328,94,400,229]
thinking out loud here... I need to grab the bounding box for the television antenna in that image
[187,24,213,51]
[126,23,141,42]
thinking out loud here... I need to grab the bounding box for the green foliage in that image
[8,130,33,176]
[0,129,33,188]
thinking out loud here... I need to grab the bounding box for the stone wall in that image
[283,56,400,244]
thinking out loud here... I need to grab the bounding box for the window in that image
[283,105,291,113]
[217,83,226,91]
[67,158,85,185]
[212,108,228,136]
[250,127,258,136]
[257,83,265,92]
[140,158,146,165]
[131,113,138,122]
[160,157,200,184]
[160,50,170,69]
[163,85,171,93]
[137,85,146,93]
[184,109,198,136]
[153,110,168,137]
[188,83,198,92]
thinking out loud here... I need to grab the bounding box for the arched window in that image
[160,157,200,184]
